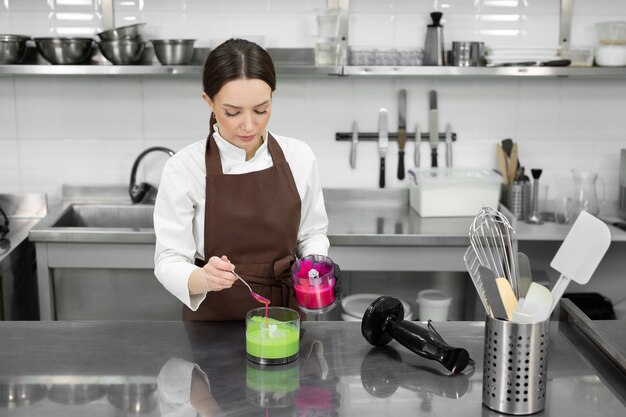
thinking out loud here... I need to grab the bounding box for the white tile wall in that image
[141,77,208,141]
[0,140,20,193]
[0,0,624,210]
[18,138,143,199]
[14,77,143,140]
[0,78,17,140]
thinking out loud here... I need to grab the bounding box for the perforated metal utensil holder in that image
[507,182,524,220]
[483,316,550,415]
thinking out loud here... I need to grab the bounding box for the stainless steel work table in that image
[0,319,624,416]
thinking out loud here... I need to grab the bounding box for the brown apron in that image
[182,132,302,321]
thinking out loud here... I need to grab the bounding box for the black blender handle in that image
[362,296,471,374]
[379,157,386,188]
[387,318,470,374]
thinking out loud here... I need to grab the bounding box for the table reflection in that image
[109,383,158,415]
[158,341,340,417]
[47,384,107,405]
[0,381,160,415]
[0,383,46,408]
[294,340,339,416]
[360,346,473,412]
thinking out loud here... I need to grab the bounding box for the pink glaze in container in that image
[291,255,337,313]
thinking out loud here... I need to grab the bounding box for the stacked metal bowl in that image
[34,37,93,65]
[151,39,196,65]
[0,35,30,64]
[96,23,146,65]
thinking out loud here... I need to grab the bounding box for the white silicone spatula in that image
[549,211,611,313]
[513,282,552,323]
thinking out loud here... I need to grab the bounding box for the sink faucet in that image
[129,146,175,204]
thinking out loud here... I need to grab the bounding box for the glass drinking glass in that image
[315,41,340,66]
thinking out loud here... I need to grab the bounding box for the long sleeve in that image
[296,145,330,257]
[154,151,206,310]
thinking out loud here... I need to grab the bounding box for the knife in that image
[496,144,508,185]
[508,142,518,184]
[491,59,571,67]
[600,218,626,232]
[350,121,358,169]
[378,108,388,188]
[445,123,452,167]
[429,90,438,168]
[397,89,407,180]
[414,123,421,168]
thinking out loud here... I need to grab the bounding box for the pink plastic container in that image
[291,255,337,314]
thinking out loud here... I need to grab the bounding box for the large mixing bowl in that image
[596,21,626,45]
[0,34,30,64]
[97,23,145,42]
[98,39,145,65]
[34,37,93,64]
[151,39,196,65]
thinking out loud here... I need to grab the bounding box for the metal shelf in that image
[342,65,626,78]
[0,47,341,77]
[2,62,626,79]
[0,64,341,76]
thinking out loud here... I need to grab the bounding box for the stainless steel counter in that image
[0,319,623,416]
[0,194,47,264]
[0,194,47,320]
[324,188,626,246]
[29,187,626,246]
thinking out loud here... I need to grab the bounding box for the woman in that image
[154,38,330,321]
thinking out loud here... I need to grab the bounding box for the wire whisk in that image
[469,206,519,297]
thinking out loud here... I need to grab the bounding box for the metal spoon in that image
[232,270,271,305]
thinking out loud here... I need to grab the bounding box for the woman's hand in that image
[188,255,238,295]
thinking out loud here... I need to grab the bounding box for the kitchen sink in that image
[28,200,161,320]
[29,202,156,244]
[52,204,154,229]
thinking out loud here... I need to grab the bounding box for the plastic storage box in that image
[409,168,501,217]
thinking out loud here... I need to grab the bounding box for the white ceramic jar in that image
[595,45,626,66]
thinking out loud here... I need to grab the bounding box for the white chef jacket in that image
[154,126,330,311]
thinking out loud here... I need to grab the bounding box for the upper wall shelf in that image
[1,47,625,78]
[2,64,626,78]
[342,65,626,78]
[0,64,340,76]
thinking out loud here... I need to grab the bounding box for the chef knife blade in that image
[491,59,571,67]
[397,89,407,180]
[350,121,358,169]
[445,123,452,167]
[429,90,438,168]
[378,108,388,188]
[414,123,421,168]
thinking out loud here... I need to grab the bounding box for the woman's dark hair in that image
[203,38,276,137]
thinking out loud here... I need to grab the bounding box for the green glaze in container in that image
[245,307,300,365]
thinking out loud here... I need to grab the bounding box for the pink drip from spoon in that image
[232,270,271,320]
